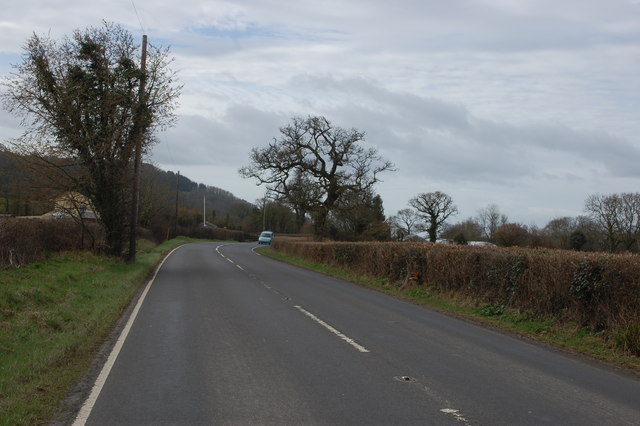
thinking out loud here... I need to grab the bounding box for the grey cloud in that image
[290,75,638,184]
[3,0,639,226]
[154,105,285,167]
[503,123,640,178]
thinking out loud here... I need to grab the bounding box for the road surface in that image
[75,242,640,425]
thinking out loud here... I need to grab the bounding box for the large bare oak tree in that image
[240,116,394,240]
[409,191,458,242]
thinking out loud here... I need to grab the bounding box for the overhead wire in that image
[130,0,180,172]
[131,0,146,34]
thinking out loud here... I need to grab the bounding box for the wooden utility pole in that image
[127,34,147,263]
[174,170,180,237]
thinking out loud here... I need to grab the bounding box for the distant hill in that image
[142,164,254,218]
[0,149,254,219]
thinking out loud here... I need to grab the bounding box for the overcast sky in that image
[1,0,639,226]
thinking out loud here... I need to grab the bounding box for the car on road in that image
[258,231,274,245]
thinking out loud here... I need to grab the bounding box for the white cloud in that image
[1,0,639,225]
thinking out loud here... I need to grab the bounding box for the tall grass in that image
[0,237,191,425]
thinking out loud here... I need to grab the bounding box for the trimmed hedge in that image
[271,240,640,355]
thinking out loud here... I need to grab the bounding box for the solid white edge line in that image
[72,245,184,426]
[294,305,370,353]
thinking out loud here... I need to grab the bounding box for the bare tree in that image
[409,191,458,242]
[476,203,508,242]
[280,169,318,231]
[390,208,421,241]
[585,193,623,252]
[618,193,640,251]
[585,193,640,252]
[1,22,181,256]
[542,217,575,249]
[239,116,394,240]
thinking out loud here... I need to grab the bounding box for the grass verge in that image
[258,246,640,374]
[0,237,196,425]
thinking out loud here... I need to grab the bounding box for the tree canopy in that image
[409,191,458,242]
[1,22,181,256]
[240,116,394,240]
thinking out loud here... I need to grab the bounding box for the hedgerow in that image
[0,218,105,267]
[271,240,640,355]
[0,217,248,268]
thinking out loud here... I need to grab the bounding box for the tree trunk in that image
[294,208,306,232]
[428,220,438,242]
[313,208,329,241]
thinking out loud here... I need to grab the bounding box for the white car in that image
[258,231,274,245]
[468,241,497,247]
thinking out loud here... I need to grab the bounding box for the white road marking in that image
[208,244,469,423]
[440,408,471,425]
[215,244,247,270]
[72,245,183,426]
[215,245,226,259]
[294,305,370,353]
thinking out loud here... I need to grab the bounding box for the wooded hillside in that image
[0,148,254,229]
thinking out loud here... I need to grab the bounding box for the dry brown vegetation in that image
[0,218,105,267]
[271,239,640,355]
[0,218,248,268]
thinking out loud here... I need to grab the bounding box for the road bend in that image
[76,242,640,425]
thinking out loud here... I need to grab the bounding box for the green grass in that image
[258,246,640,373]
[0,237,196,426]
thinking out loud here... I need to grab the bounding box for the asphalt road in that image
[75,242,640,425]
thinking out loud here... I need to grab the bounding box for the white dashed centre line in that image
[440,408,471,425]
[294,305,370,353]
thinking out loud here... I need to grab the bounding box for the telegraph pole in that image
[174,170,179,237]
[127,34,147,263]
